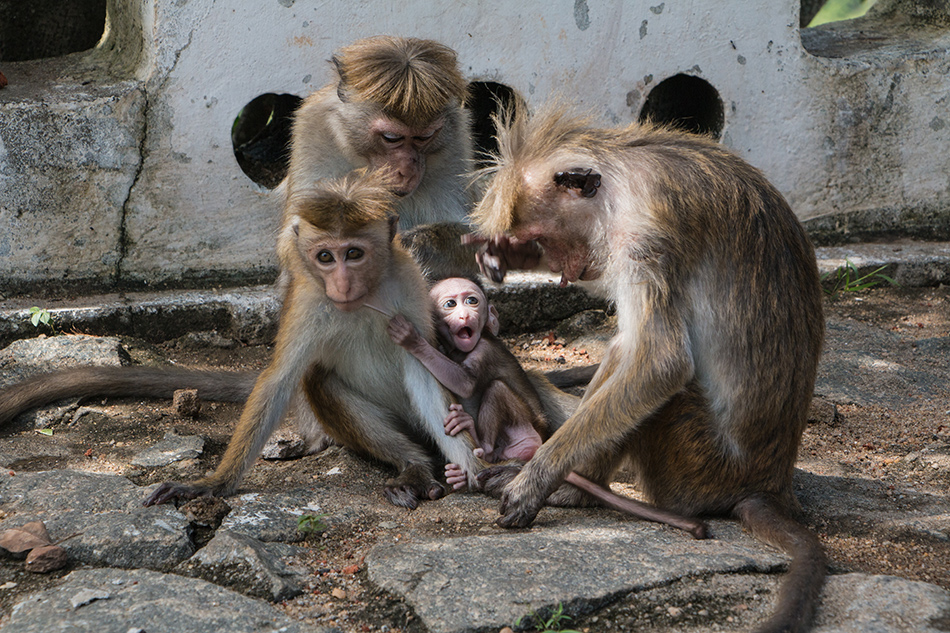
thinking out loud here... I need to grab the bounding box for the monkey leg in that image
[478,379,544,462]
[497,328,693,528]
[305,371,444,510]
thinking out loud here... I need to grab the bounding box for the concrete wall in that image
[1,0,948,297]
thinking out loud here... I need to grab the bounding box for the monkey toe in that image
[427,482,446,500]
[143,481,204,507]
[383,485,422,509]
[476,464,522,497]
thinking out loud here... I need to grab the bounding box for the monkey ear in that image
[388,215,400,242]
[291,217,301,236]
[487,305,501,337]
[553,168,602,198]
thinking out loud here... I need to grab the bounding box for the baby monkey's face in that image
[430,278,488,353]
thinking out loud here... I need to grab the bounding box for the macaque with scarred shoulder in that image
[387,276,708,538]
[467,107,827,633]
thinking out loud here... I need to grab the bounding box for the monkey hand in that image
[143,480,209,506]
[444,462,470,491]
[496,470,550,529]
[386,314,422,349]
[463,234,543,283]
[475,463,522,498]
[444,404,476,436]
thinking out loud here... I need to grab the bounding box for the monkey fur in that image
[471,107,826,633]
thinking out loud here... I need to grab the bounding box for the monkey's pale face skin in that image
[430,278,488,353]
[299,229,381,312]
[367,117,444,197]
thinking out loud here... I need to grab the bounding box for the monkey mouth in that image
[392,189,410,198]
[455,326,474,341]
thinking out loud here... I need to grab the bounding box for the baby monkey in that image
[386,276,707,539]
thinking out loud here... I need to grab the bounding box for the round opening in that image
[638,74,724,139]
[465,81,521,168]
[231,93,303,189]
[0,0,107,61]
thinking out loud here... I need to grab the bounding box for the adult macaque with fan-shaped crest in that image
[284,35,478,278]
[469,108,826,633]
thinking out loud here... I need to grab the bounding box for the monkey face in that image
[297,223,385,312]
[430,278,489,353]
[366,117,444,197]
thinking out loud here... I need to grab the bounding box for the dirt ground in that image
[0,285,948,632]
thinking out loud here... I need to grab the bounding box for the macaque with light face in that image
[0,173,482,510]
[387,276,708,539]
[284,35,478,279]
[468,107,826,633]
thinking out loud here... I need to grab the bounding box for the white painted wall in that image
[1,0,948,293]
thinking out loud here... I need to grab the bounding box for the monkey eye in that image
[381,133,404,144]
[442,299,457,309]
[413,131,436,142]
[316,250,334,264]
[464,296,479,306]
[345,247,364,261]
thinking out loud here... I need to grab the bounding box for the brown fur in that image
[473,107,826,633]
[138,172,484,509]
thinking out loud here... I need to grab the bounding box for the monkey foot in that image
[476,463,523,497]
[384,465,445,509]
[143,481,208,507]
[497,490,543,529]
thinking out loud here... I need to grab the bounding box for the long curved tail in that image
[735,494,826,633]
[0,366,259,424]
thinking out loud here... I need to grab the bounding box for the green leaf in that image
[37,429,54,436]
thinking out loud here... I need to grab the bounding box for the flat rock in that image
[367,518,785,633]
[130,430,205,467]
[177,530,305,601]
[1,568,334,633]
[0,334,129,372]
[220,490,326,542]
[0,470,192,570]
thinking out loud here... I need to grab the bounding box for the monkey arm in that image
[498,306,694,527]
[387,315,477,398]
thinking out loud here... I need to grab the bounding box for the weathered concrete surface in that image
[1,0,948,295]
[0,471,193,570]
[1,568,335,633]
[1,243,946,348]
[367,520,786,633]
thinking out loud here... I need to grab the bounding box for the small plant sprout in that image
[515,603,581,633]
[28,307,55,332]
[297,513,329,535]
[821,260,896,299]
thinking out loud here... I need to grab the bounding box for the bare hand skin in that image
[471,107,826,633]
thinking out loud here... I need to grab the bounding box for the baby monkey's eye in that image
[464,296,479,306]
[443,299,457,309]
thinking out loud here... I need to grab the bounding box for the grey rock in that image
[0,470,193,569]
[131,430,205,467]
[220,490,325,542]
[261,427,309,460]
[367,519,785,633]
[0,334,129,371]
[2,568,334,633]
[177,530,304,601]
[814,573,950,633]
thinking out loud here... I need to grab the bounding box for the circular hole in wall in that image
[638,74,724,139]
[465,81,521,168]
[0,0,107,61]
[232,93,303,189]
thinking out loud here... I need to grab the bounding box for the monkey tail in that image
[0,366,258,425]
[734,494,826,633]
[544,363,599,388]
